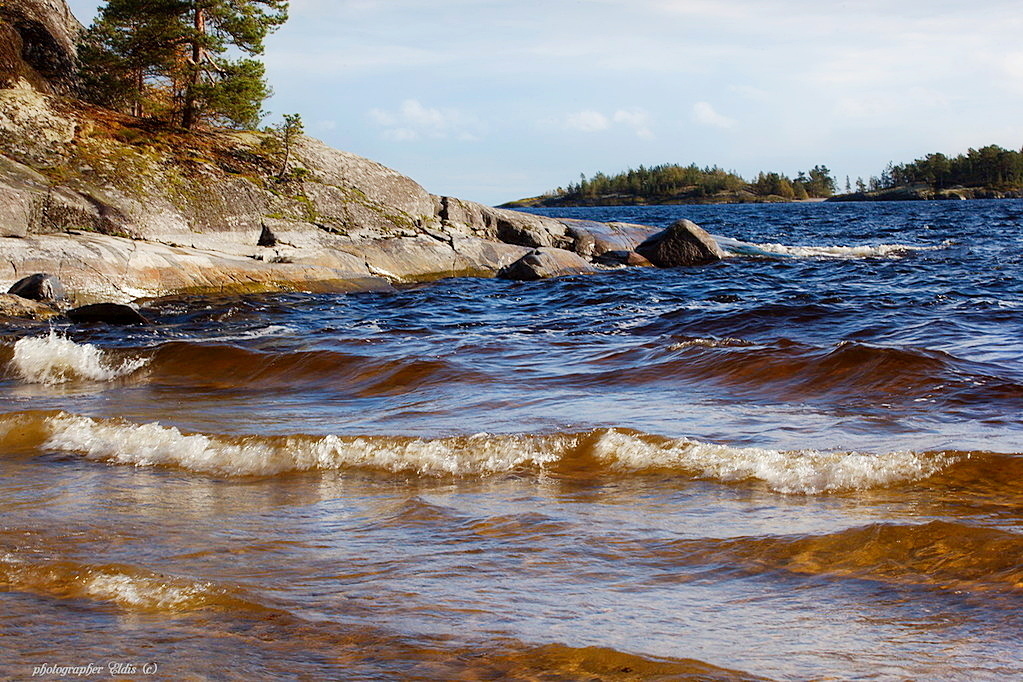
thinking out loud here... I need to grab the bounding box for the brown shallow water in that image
[1,202,1021,679]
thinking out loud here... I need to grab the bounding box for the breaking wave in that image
[0,550,256,613]
[0,411,966,494]
[8,332,147,385]
[716,235,952,259]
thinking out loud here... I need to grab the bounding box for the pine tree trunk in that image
[133,69,144,118]
[182,4,206,130]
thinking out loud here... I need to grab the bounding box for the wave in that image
[0,411,977,493]
[144,342,479,396]
[7,332,147,385]
[1,335,485,397]
[0,550,259,613]
[570,338,1023,414]
[9,333,1020,416]
[716,235,952,259]
[480,643,764,681]
[687,520,1023,593]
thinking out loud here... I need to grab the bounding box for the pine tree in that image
[79,0,288,129]
[79,0,183,116]
[179,0,289,130]
[261,112,304,179]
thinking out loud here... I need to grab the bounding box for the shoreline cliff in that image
[0,0,671,313]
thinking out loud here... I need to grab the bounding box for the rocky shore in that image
[825,184,1023,202]
[0,0,727,323]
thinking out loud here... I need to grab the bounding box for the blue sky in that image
[67,0,1023,205]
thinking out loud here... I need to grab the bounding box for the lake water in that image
[1,200,1021,679]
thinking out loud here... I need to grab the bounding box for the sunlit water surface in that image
[1,201,1021,680]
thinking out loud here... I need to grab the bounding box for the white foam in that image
[668,337,753,350]
[41,413,567,477]
[0,550,216,611]
[11,332,147,384]
[85,572,212,610]
[36,413,952,493]
[716,236,952,260]
[591,430,952,494]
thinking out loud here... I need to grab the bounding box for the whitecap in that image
[715,235,952,260]
[10,332,147,384]
[34,413,954,494]
[591,429,953,495]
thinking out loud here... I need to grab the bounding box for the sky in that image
[66,0,1023,205]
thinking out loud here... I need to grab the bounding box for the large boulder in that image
[493,209,573,250]
[66,302,149,325]
[497,248,596,281]
[558,219,657,257]
[435,196,574,250]
[8,272,65,302]
[635,219,725,267]
[0,0,82,94]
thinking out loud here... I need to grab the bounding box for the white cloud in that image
[368,99,483,142]
[613,108,654,139]
[692,101,735,129]
[554,108,654,137]
[565,110,611,133]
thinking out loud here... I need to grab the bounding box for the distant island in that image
[502,145,1023,207]
[501,164,837,207]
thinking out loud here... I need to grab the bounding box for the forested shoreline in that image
[504,145,1023,207]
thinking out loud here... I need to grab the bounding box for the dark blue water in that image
[6,200,1021,451]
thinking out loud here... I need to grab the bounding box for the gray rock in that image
[8,272,65,301]
[493,209,573,250]
[497,248,596,281]
[556,218,658,256]
[0,0,82,94]
[66,302,149,326]
[0,4,680,301]
[636,219,725,267]
[596,250,654,267]
[257,222,277,247]
[565,225,596,258]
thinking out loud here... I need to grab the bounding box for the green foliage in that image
[78,0,184,116]
[557,163,836,203]
[180,0,289,129]
[78,0,289,130]
[880,145,1023,191]
[260,112,304,178]
[193,58,270,129]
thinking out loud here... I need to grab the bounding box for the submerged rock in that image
[8,272,65,302]
[636,219,725,267]
[497,248,595,281]
[0,292,59,319]
[66,302,149,325]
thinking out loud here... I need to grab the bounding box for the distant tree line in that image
[553,163,836,202]
[77,0,289,130]
[861,145,1023,192]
